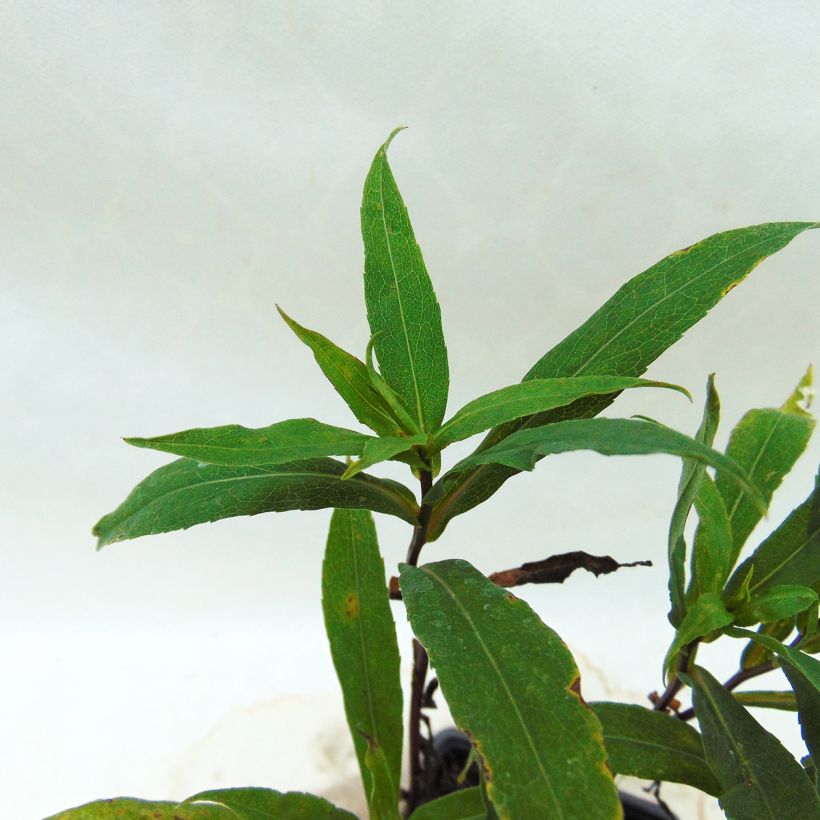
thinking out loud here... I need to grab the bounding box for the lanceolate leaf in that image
[589,701,720,795]
[439,418,765,515]
[47,789,358,820]
[663,593,734,678]
[716,368,815,566]
[342,433,427,480]
[322,510,403,811]
[407,787,484,820]
[424,223,817,539]
[724,474,820,602]
[686,474,733,603]
[361,129,449,432]
[93,457,419,547]
[363,736,402,820]
[399,559,621,820]
[733,691,798,711]
[728,627,820,763]
[278,307,402,437]
[429,376,688,451]
[125,419,371,467]
[684,665,820,819]
[669,374,721,626]
[740,619,795,670]
[733,584,818,627]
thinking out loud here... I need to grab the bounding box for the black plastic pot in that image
[422,729,677,820]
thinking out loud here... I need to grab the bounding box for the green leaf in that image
[187,788,358,819]
[725,472,820,603]
[322,510,402,811]
[45,799,232,819]
[663,592,734,678]
[668,374,721,626]
[728,627,820,764]
[589,701,720,795]
[437,418,765,519]
[733,691,798,711]
[361,128,449,432]
[740,619,795,670]
[716,368,816,566]
[125,419,372,467]
[93,457,419,547]
[278,306,402,437]
[399,559,621,820]
[733,584,818,627]
[683,665,820,819]
[363,735,402,820]
[408,788,484,820]
[342,433,427,480]
[429,376,689,451]
[686,473,733,605]
[424,222,817,540]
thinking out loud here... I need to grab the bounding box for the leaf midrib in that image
[422,565,563,817]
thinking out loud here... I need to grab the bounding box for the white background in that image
[2,3,819,818]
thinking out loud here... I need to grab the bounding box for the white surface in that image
[2,2,819,818]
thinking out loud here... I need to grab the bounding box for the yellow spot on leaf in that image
[344,593,359,619]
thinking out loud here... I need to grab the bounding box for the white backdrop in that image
[2,3,819,818]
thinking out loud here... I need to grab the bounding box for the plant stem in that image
[675,659,776,722]
[405,469,432,816]
[653,642,697,713]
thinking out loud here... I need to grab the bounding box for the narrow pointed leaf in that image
[430,376,689,451]
[399,559,621,820]
[725,473,820,602]
[361,129,449,432]
[363,736,402,820]
[740,619,795,670]
[684,665,820,818]
[589,701,720,795]
[322,510,402,810]
[663,592,734,677]
[342,433,427,480]
[728,627,820,763]
[278,307,402,437]
[733,691,798,711]
[440,418,765,514]
[408,788,484,820]
[125,418,372,466]
[734,584,818,627]
[669,374,721,625]
[45,799,233,819]
[716,368,815,565]
[425,223,817,539]
[93,457,419,547]
[686,473,733,603]
[186,788,358,819]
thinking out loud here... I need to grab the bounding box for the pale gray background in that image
[2,2,819,818]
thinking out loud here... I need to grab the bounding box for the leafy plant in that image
[51,130,819,819]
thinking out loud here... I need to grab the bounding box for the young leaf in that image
[724,473,820,603]
[399,559,622,820]
[322,510,403,811]
[733,691,798,711]
[429,376,689,451]
[438,418,765,516]
[686,473,733,604]
[728,626,820,763]
[683,665,820,818]
[361,129,449,432]
[589,701,720,795]
[663,592,734,678]
[740,619,795,670]
[716,368,815,566]
[93,457,420,547]
[342,434,428,480]
[424,223,817,539]
[363,735,402,820]
[733,584,818,627]
[407,787,484,820]
[277,306,403,437]
[185,788,358,819]
[668,374,721,626]
[125,419,372,466]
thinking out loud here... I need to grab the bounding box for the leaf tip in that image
[382,126,408,152]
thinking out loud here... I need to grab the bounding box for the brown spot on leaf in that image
[344,593,359,619]
[722,280,740,296]
[568,675,588,705]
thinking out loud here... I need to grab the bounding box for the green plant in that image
[51,131,819,820]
